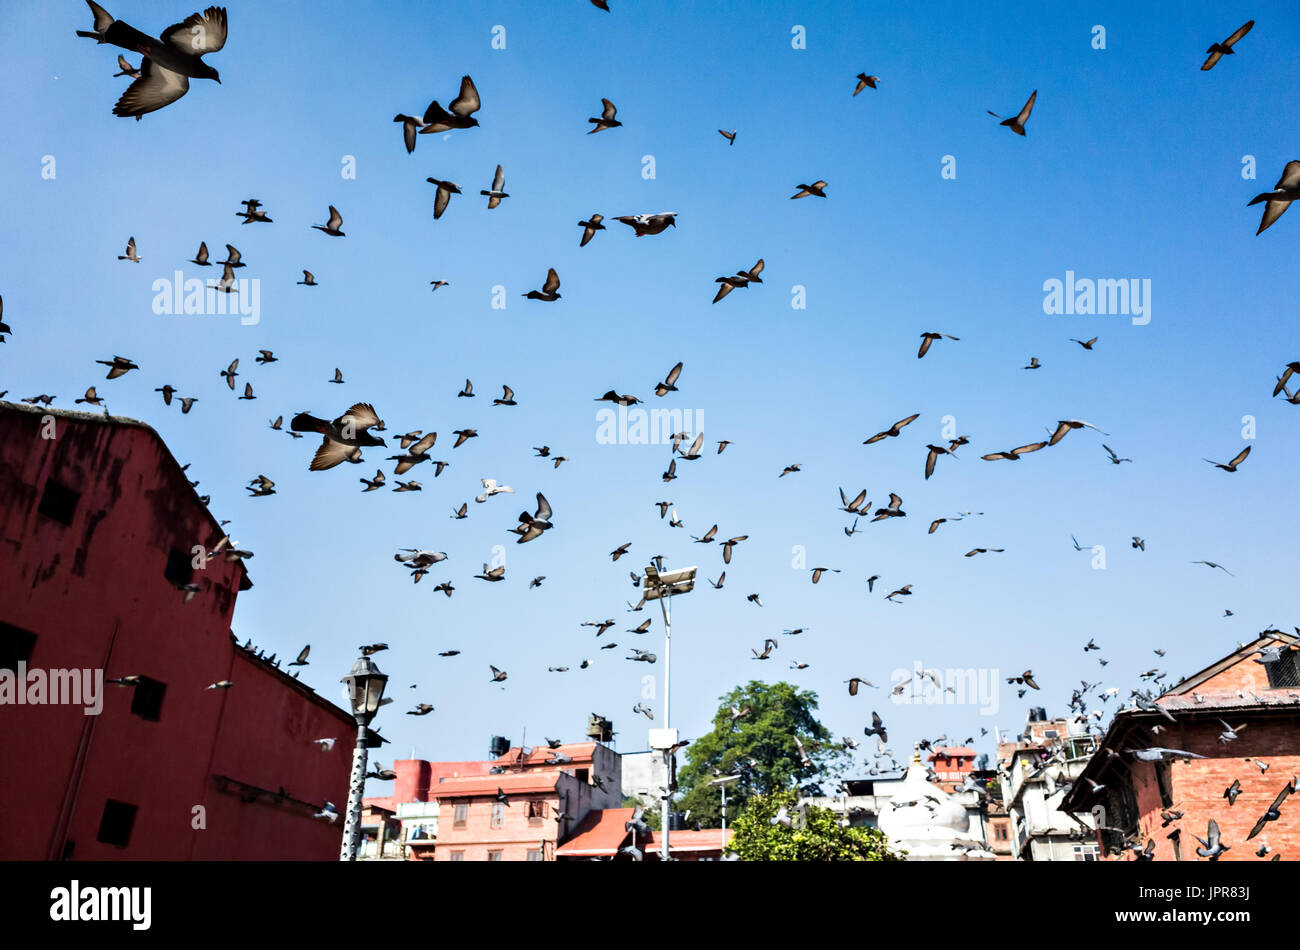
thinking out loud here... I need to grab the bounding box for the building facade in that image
[1062,636,1300,861]
[0,402,360,860]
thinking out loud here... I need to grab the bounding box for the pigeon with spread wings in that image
[1249,161,1300,235]
[418,75,481,135]
[987,90,1036,135]
[524,268,561,301]
[292,403,386,472]
[78,2,227,119]
[1201,20,1254,71]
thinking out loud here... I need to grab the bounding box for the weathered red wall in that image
[0,404,356,859]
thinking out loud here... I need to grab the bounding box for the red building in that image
[1062,635,1300,861]
[0,401,366,860]
[927,746,977,788]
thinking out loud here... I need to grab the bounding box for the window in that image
[453,803,468,828]
[1072,844,1098,862]
[38,479,79,526]
[995,825,1008,841]
[448,851,464,862]
[487,850,503,862]
[129,677,166,722]
[527,800,548,822]
[490,802,505,828]
[575,769,589,784]
[96,799,137,848]
[164,548,193,587]
[0,622,38,673]
[1264,651,1300,689]
[527,849,543,861]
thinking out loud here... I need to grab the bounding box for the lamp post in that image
[642,563,696,861]
[709,773,741,848]
[339,655,388,862]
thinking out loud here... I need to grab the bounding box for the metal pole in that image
[659,592,672,861]
[720,782,727,842]
[340,722,369,861]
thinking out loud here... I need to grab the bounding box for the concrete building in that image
[619,749,665,804]
[0,401,366,860]
[996,709,1099,860]
[1061,635,1300,861]
[359,804,403,860]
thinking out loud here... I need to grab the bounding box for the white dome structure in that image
[877,750,997,861]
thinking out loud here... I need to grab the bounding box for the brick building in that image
[0,401,364,859]
[1062,635,1300,861]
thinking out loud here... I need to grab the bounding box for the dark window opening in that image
[96,799,137,848]
[164,548,194,587]
[130,677,167,722]
[1264,652,1300,689]
[38,479,79,526]
[575,769,589,784]
[1169,829,1182,861]
[0,622,38,673]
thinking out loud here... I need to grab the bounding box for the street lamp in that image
[709,773,741,847]
[339,655,388,862]
[642,563,696,861]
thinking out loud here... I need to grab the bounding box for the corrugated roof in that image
[646,828,731,852]
[555,809,733,856]
[432,771,564,799]
[555,807,636,855]
[495,742,599,765]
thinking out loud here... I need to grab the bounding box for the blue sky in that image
[2,1,1298,787]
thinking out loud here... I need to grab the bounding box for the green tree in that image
[727,789,903,861]
[675,681,848,828]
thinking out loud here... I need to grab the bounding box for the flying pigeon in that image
[77,2,227,119]
[988,90,1036,135]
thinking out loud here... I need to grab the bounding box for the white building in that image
[874,752,996,861]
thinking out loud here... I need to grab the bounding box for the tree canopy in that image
[727,789,903,861]
[674,680,848,828]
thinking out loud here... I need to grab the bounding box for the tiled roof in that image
[1156,690,1300,713]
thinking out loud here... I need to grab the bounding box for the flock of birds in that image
[2,3,1294,857]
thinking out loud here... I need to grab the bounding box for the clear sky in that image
[2,1,1298,790]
